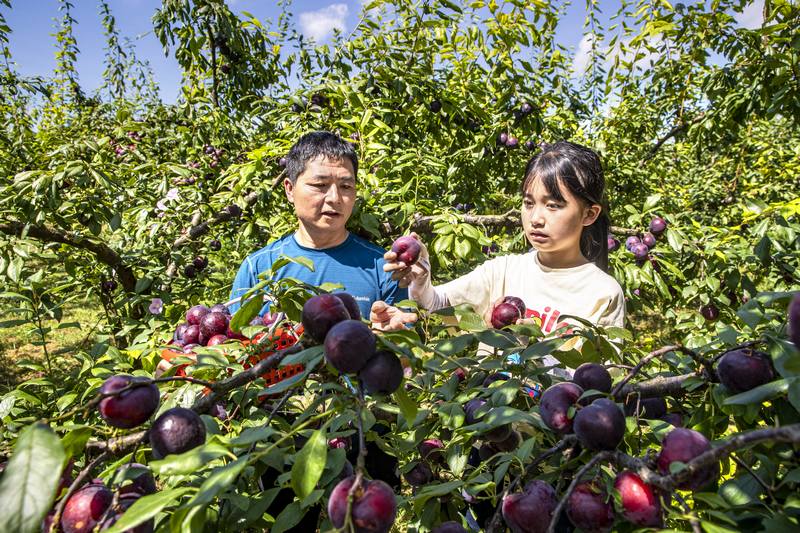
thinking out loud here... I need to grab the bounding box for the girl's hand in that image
[383,232,431,289]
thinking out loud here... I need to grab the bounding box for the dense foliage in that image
[0,1,798,532]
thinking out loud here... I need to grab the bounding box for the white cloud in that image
[571,33,596,75]
[734,0,764,29]
[298,3,349,42]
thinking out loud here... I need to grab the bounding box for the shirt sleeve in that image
[379,259,409,306]
[598,285,626,329]
[228,256,257,313]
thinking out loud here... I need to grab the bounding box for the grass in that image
[0,299,105,393]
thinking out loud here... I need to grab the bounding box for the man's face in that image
[284,155,357,237]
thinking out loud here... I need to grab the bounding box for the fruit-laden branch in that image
[48,451,109,533]
[86,342,305,453]
[382,211,638,236]
[610,345,680,398]
[546,451,614,533]
[618,372,700,399]
[0,220,137,293]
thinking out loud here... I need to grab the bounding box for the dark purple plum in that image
[483,372,510,387]
[403,462,433,486]
[573,398,625,450]
[642,232,657,248]
[99,375,160,429]
[192,256,208,271]
[391,236,422,266]
[700,303,720,321]
[717,349,774,393]
[209,239,221,251]
[520,102,533,115]
[502,296,527,317]
[117,463,156,497]
[649,216,667,235]
[502,480,556,533]
[464,398,488,425]
[183,264,197,278]
[418,439,444,462]
[566,482,614,533]
[324,320,376,374]
[182,324,200,345]
[328,476,397,533]
[334,292,362,320]
[429,99,442,113]
[98,494,154,533]
[625,236,641,251]
[186,305,210,326]
[624,397,667,419]
[505,136,519,148]
[209,303,230,315]
[497,132,509,145]
[199,311,229,339]
[572,363,612,393]
[432,522,467,533]
[607,236,620,251]
[484,423,512,443]
[302,294,351,343]
[60,483,113,533]
[540,382,583,434]
[491,302,522,329]
[206,334,228,346]
[789,292,800,348]
[173,323,190,343]
[491,429,521,452]
[657,428,718,490]
[631,243,649,261]
[358,350,403,394]
[149,407,206,458]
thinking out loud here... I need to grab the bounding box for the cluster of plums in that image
[302,292,404,396]
[53,373,206,532]
[182,255,209,279]
[170,303,245,351]
[608,215,668,262]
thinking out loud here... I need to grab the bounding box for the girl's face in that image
[521,176,601,267]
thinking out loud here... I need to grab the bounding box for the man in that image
[229,131,415,330]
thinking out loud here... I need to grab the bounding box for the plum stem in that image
[49,451,109,533]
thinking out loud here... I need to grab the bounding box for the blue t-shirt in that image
[228,233,408,318]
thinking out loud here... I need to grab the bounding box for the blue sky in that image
[4,0,763,104]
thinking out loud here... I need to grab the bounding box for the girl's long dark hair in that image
[521,141,610,272]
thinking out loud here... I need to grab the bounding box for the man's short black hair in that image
[286,131,358,184]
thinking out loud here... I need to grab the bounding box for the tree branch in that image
[0,220,138,293]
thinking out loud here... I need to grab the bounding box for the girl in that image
[384,141,625,367]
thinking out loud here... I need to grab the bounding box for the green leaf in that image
[271,501,305,533]
[0,423,66,533]
[149,442,231,476]
[230,295,264,332]
[434,333,475,356]
[291,428,327,499]
[724,378,790,405]
[394,386,418,424]
[412,480,462,513]
[189,456,249,507]
[103,487,193,533]
[475,329,519,349]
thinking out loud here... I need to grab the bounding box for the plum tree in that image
[324,320,377,374]
[149,407,207,458]
[98,375,160,429]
